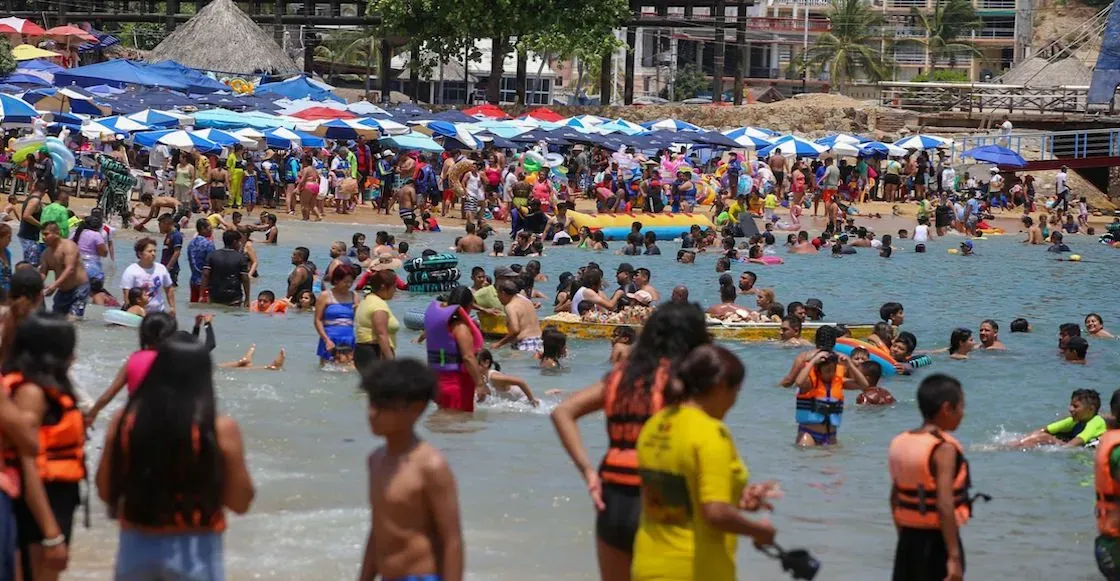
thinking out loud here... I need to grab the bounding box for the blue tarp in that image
[55,59,194,91]
[54,59,225,93]
[256,75,342,102]
[146,61,228,93]
[17,59,64,73]
[0,74,50,87]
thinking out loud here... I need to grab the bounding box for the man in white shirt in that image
[1055,165,1070,212]
[940,164,956,193]
[148,143,171,193]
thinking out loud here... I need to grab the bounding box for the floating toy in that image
[103,309,143,328]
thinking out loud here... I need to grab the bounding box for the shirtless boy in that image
[396,179,418,233]
[492,279,543,352]
[134,193,185,231]
[40,221,91,320]
[455,222,485,253]
[358,359,464,581]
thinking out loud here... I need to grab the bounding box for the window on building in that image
[442,82,468,104]
[499,77,552,104]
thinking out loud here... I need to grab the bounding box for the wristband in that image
[41,534,65,548]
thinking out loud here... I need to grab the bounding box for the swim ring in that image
[978,228,1005,235]
[407,281,460,294]
[103,309,143,328]
[407,268,461,285]
[404,253,458,273]
[834,337,897,376]
[403,310,425,331]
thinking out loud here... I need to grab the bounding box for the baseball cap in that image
[616,263,635,274]
[626,290,654,305]
[805,298,826,318]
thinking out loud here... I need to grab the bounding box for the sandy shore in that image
[67,195,1110,243]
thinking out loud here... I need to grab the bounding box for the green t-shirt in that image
[1046,415,1107,444]
[473,285,502,311]
[715,211,730,227]
[39,203,70,240]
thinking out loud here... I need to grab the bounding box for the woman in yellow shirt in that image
[633,344,778,581]
[354,269,399,374]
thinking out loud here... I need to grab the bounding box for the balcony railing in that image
[976,0,1017,9]
[745,16,832,34]
[893,52,928,65]
[887,0,928,8]
[972,27,1015,38]
[876,26,927,38]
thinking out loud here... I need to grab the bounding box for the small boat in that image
[478,313,875,343]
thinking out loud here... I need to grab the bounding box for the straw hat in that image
[192,178,206,189]
[262,150,275,161]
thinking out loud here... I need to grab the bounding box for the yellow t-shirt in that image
[632,405,749,581]
[764,193,778,210]
[728,201,745,223]
[355,293,399,349]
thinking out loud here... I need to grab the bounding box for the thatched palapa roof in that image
[147,0,298,75]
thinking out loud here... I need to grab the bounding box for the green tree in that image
[119,23,167,51]
[905,0,981,76]
[671,64,708,101]
[808,0,888,90]
[313,27,380,88]
[911,69,970,82]
[0,38,15,77]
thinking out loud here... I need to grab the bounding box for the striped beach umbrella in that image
[0,93,40,124]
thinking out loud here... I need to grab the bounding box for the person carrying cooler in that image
[889,373,988,581]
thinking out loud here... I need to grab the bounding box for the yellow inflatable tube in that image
[567,210,715,241]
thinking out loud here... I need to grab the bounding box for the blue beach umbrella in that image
[133,129,223,153]
[640,118,702,132]
[756,135,828,158]
[0,93,40,124]
[382,132,444,152]
[961,144,1027,168]
[90,115,150,133]
[356,117,410,136]
[424,120,481,150]
[894,134,952,150]
[126,108,181,128]
[191,128,257,148]
[306,118,381,140]
[859,140,906,157]
[815,133,864,147]
[261,127,325,149]
[598,118,645,135]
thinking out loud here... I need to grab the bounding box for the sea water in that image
[60,221,1119,580]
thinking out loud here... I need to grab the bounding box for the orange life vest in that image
[795,365,846,424]
[2,372,86,484]
[599,360,668,487]
[1095,430,1120,536]
[888,430,974,529]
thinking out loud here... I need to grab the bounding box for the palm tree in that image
[313,28,380,96]
[905,0,982,76]
[808,0,889,91]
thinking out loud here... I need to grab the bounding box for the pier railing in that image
[946,127,1120,163]
[877,82,1098,114]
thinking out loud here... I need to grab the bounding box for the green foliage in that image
[808,0,888,89]
[119,23,167,51]
[904,0,982,73]
[910,69,970,82]
[0,38,15,77]
[671,64,708,101]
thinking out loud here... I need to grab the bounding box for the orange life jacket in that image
[2,372,86,484]
[795,365,846,420]
[1095,430,1120,536]
[888,430,974,529]
[599,360,668,487]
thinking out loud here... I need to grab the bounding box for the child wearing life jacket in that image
[792,325,869,446]
[1093,389,1120,578]
[889,373,987,581]
[1012,388,1106,449]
